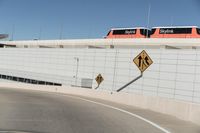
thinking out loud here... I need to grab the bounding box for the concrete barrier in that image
[0,82,200,126]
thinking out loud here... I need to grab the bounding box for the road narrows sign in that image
[95,74,104,85]
[133,50,153,73]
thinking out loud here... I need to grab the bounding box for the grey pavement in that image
[0,88,199,133]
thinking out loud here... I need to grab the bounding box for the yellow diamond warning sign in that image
[95,74,104,85]
[133,50,153,73]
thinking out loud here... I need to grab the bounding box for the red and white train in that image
[105,27,151,38]
[105,26,200,38]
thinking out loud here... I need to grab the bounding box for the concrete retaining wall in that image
[0,48,199,104]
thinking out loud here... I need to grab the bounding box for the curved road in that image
[0,88,167,133]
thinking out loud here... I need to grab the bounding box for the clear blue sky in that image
[0,0,200,40]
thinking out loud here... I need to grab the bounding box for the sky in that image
[0,0,200,40]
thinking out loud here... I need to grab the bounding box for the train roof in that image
[110,27,150,30]
[152,26,198,29]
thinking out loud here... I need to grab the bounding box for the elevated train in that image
[105,27,151,38]
[105,26,200,38]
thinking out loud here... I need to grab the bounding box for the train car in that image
[150,26,200,38]
[105,27,151,39]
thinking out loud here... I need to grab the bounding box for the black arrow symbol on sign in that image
[138,56,142,67]
[145,57,149,65]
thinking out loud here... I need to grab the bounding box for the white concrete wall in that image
[0,48,199,104]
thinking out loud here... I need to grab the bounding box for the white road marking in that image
[66,95,171,133]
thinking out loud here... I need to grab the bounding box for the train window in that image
[150,29,156,35]
[197,28,200,35]
[140,29,151,37]
[113,29,136,35]
[159,28,192,34]
[107,30,111,36]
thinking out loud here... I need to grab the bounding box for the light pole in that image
[59,23,63,40]
[39,26,42,40]
[74,57,79,86]
[11,24,15,41]
[170,16,174,26]
[146,4,151,38]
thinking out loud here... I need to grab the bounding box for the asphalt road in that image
[0,88,168,133]
[1,88,200,133]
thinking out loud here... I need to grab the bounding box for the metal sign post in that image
[117,72,143,92]
[117,50,153,92]
[95,74,104,89]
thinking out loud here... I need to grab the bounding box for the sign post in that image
[95,74,104,89]
[117,50,153,92]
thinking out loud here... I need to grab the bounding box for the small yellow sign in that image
[133,50,153,73]
[95,74,104,85]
